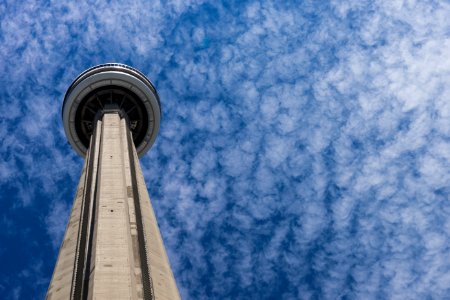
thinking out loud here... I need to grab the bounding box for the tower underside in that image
[47,112,180,300]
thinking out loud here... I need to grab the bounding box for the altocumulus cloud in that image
[0,0,449,299]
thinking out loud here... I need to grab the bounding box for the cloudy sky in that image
[1,0,450,299]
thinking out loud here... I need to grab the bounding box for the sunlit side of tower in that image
[46,64,180,300]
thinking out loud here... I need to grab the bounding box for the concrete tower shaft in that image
[48,65,180,300]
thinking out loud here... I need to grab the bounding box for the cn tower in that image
[47,64,180,300]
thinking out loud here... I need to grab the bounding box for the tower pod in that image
[62,63,161,157]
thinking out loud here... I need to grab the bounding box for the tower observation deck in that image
[47,64,180,300]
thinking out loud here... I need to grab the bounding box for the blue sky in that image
[1,0,450,299]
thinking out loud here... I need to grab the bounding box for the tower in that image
[47,64,180,300]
